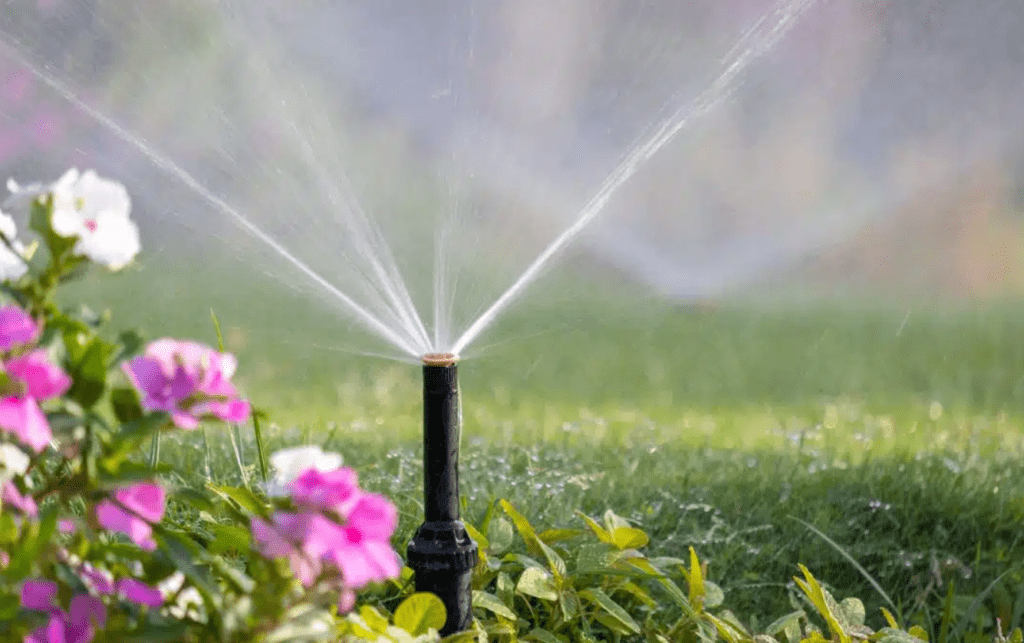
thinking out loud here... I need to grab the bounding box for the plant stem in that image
[252,410,269,485]
[148,430,161,468]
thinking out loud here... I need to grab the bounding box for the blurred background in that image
[0,0,1022,425]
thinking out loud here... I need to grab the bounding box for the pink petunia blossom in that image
[289,467,361,515]
[77,562,114,596]
[251,514,323,587]
[2,480,37,516]
[116,578,164,608]
[0,396,51,453]
[20,579,58,612]
[95,482,165,551]
[0,306,37,352]
[24,615,66,643]
[122,339,251,429]
[6,350,72,400]
[249,467,401,610]
[345,493,398,541]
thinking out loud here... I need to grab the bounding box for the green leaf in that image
[209,484,267,517]
[628,557,691,613]
[908,625,929,641]
[537,538,567,579]
[602,509,631,534]
[464,520,490,551]
[516,567,558,602]
[793,564,851,643]
[29,196,76,259]
[173,488,216,514]
[118,623,191,643]
[110,387,144,423]
[575,542,622,573]
[880,607,900,629]
[393,592,447,636]
[611,526,649,550]
[704,580,725,609]
[65,335,113,408]
[689,546,705,610]
[764,610,806,637]
[487,516,515,554]
[523,628,567,643]
[158,530,217,597]
[496,571,516,608]
[501,499,541,552]
[210,554,255,593]
[578,587,641,635]
[840,597,866,627]
[559,587,581,621]
[358,605,390,634]
[576,511,613,545]
[115,329,146,360]
[617,581,657,609]
[501,499,565,578]
[207,522,251,554]
[874,628,928,643]
[538,528,582,545]
[473,590,517,620]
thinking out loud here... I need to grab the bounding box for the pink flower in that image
[77,562,114,595]
[20,580,58,612]
[345,493,398,541]
[95,482,165,551]
[251,515,323,587]
[26,594,107,643]
[2,480,37,516]
[116,578,163,608]
[249,468,401,610]
[0,396,51,453]
[289,467,361,514]
[0,306,37,352]
[24,615,65,643]
[123,339,251,429]
[6,350,72,400]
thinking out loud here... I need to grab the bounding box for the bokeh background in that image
[0,0,1022,423]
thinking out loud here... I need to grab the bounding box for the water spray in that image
[406,353,478,635]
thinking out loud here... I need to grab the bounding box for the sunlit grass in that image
[60,258,1024,631]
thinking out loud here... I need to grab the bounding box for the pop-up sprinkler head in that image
[406,353,478,635]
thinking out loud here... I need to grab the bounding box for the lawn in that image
[101,261,1024,639]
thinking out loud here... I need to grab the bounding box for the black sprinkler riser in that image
[407,355,478,635]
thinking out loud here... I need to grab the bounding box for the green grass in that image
[61,257,1024,635]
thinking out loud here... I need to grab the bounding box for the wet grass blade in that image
[791,516,897,613]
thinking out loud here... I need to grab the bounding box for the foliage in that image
[0,171,417,642]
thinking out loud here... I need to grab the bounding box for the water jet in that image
[406,352,477,635]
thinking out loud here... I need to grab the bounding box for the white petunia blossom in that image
[49,169,140,270]
[158,571,207,621]
[0,442,31,485]
[265,445,344,497]
[0,207,28,281]
[4,178,49,212]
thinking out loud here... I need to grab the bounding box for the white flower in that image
[158,571,207,622]
[0,208,28,282]
[0,442,30,485]
[3,178,48,212]
[265,445,343,497]
[50,169,140,270]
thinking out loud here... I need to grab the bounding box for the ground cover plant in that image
[0,167,1021,642]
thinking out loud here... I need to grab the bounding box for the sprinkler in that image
[406,353,478,635]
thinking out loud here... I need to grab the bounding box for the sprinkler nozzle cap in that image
[422,353,458,366]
